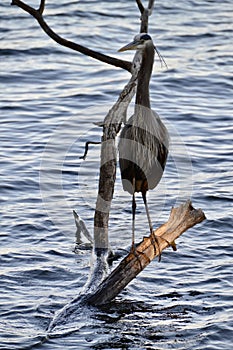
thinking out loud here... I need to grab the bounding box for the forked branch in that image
[38,0,45,14]
[136,0,155,33]
[136,0,145,14]
[136,0,154,14]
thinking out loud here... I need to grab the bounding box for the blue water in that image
[1,0,232,349]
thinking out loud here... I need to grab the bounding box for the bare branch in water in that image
[73,210,93,244]
[11,0,132,71]
[38,0,45,14]
[136,0,144,14]
[79,141,101,160]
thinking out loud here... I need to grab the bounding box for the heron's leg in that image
[131,191,136,250]
[142,191,162,261]
[131,189,144,270]
[142,191,153,233]
[130,177,136,252]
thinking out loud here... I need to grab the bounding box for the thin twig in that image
[38,0,45,14]
[136,0,144,14]
[79,141,101,160]
[148,0,155,12]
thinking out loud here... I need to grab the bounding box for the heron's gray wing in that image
[118,108,169,192]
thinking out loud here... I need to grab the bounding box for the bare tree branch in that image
[11,0,132,71]
[91,52,142,285]
[136,0,144,14]
[148,0,155,12]
[11,0,143,293]
[38,0,45,14]
[137,0,155,33]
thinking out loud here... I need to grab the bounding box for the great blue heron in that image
[118,33,169,257]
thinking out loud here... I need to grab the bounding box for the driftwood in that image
[87,200,206,306]
[48,200,205,332]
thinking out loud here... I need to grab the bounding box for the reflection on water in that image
[1,0,232,349]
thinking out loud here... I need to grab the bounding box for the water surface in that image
[1,0,232,349]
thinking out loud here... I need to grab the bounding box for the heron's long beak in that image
[118,40,141,52]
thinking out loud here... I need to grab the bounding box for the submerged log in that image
[86,200,206,306]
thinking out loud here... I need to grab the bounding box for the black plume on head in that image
[140,34,152,41]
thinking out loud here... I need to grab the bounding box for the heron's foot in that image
[150,234,162,261]
[130,243,145,270]
[150,233,177,261]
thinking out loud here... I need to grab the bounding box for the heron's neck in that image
[135,44,154,108]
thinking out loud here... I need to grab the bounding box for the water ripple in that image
[1,0,233,349]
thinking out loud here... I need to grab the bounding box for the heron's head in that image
[118,33,153,52]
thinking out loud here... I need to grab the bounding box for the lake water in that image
[1,0,232,349]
